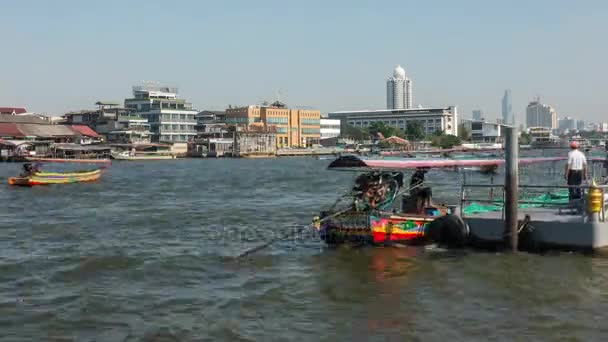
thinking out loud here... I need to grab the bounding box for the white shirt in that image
[567,149,587,171]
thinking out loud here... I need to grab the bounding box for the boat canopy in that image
[327,155,567,171]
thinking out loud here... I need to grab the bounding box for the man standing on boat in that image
[565,141,587,200]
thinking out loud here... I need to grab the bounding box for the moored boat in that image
[110,151,176,160]
[314,156,458,246]
[8,169,102,186]
[313,155,574,248]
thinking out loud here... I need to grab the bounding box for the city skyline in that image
[1,0,606,122]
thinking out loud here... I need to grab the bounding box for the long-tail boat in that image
[8,169,102,186]
[313,155,567,246]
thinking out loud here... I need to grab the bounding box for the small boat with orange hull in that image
[8,169,102,186]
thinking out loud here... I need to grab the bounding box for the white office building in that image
[320,118,341,139]
[124,84,198,142]
[328,106,458,136]
[526,98,557,129]
[386,65,413,110]
[461,119,504,143]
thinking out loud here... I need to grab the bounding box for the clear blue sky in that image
[1,0,606,123]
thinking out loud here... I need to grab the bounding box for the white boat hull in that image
[111,152,176,160]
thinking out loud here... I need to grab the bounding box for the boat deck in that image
[464,205,608,250]
[465,206,587,223]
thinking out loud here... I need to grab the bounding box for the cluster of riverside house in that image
[0,108,107,161]
[1,84,333,160]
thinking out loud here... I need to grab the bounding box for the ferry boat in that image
[110,150,176,160]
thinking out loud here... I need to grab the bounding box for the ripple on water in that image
[2,158,608,340]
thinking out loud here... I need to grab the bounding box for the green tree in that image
[368,122,397,139]
[458,124,470,141]
[341,124,369,141]
[431,134,461,149]
[432,129,444,137]
[404,120,425,140]
[519,132,531,145]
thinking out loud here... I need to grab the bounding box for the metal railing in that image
[454,182,608,222]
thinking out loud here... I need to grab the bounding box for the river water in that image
[1,158,608,341]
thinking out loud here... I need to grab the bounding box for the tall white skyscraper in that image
[526,98,557,129]
[386,65,413,110]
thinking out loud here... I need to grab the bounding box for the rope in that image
[235,206,353,259]
[502,215,533,237]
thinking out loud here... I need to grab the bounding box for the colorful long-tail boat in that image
[8,169,102,186]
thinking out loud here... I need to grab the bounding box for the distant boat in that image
[110,151,176,160]
[9,169,101,186]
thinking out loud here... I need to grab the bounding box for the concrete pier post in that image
[504,126,519,252]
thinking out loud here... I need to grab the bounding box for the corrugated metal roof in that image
[385,136,409,145]
[16,124,76,137]
[0,123,25,138]
[0,114,49,124]
[0,107,27,114]
[69,125,99,137]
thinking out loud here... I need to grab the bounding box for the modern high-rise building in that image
[472,110,483,120]
[558,117,577,131]
[577,120,586,131]
[501,89,514,125]
[386,65,413,110]
[124,84,198,142]
[526,98,557,129]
